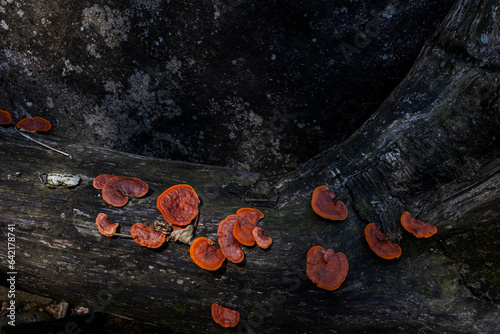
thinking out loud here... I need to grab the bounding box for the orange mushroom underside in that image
[157,184,200,227]
[365,223,402,260]
[16,117,51,133]
[130,223,165,248]
[217,215,244,263]
[95,213,119,237]
[232,208,264,247]
[93,174,118,189]
[190,237,225,271]
[102,176,149,207]
[252,227,272,249]
[306,245,349,291]
[211,303,240,328]
[311,185,348,221]
[401,211,437,238]
[0,110,12,125]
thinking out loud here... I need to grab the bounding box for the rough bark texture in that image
[0,0,455,175]
[1,0,500,333]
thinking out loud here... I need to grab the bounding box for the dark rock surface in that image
[0,0,455,175]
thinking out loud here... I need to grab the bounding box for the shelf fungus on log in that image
[130,223,166,248]
[211,303,240,328]
[190,237,226,271]
[217,214,244,263]
[157,184,200,227]
[16,117,51,133]
[401,211,437,238]
[306,245,349,291]
[232,208,264,246]
[102,176,149,207]
[0,110,12,125]
[93,174,118,189]
[364,223,402,260]
[252,227,272,249]
[311,185,348,221]
[95,213,119,237]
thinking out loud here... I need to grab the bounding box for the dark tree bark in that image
[1,0,500,333]
[0,0,455,174]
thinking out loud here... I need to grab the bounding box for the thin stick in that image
[113,233,133,238]
[15,128,73,159]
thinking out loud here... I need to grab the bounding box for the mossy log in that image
[1,0,500,333]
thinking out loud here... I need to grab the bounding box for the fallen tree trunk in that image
[1,0,500,332]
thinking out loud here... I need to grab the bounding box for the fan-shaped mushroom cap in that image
[130,223,165,248]
[0,110,12,125]
[211,303,240,328]
[217,214,244,263]
[365,223,402,260]
[95,213,119,237]
[400,212,437,238]
[236,208,264,225]
[102,176,149,207]
[190,237,225,271]
[311,185,348,221]
[232,208,264,247]
[16,117,51,133]
[306,245,349,291]
[252,227,272,249]
[157,184,200,227]
[93,174,118,189]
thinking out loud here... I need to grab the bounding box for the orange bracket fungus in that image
[0,110,12,125]
[364,223,402,260]
[217,214,244,263]
[252,227,272,249]
[16,117,51,133]
[311,185,348,221]
[401,211,437,238]
[93,174,118,189]
[306,245,349,291]
[102,176,149,207]
[157,184,200,227]
[95,213,119,237]
[232,208,264,247]
[130,223,166,248]
[211,303,240,328]
[190,237,225,271]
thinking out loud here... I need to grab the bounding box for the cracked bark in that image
[0,0,499,332]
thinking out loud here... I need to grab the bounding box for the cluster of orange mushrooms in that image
[93,175,201,249]
[0,109,51,133]
[92,175,247,327]
[308,185,437,291]
[190,207,271,271]
[92,176,437,326]
[2,107,439,327]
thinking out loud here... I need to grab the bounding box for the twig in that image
[15,128,73,159]
[113,233,134,238]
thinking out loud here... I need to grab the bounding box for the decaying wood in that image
[1,0,499,332]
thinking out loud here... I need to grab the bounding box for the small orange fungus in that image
[0,110,12,125]
[130,223,165,248]
[400,211,437,238]
[211,303,240,328]
[157,184,200,227]
[306,245,349,291]
[217,215,244,263]
[95,213,119,237]
[190,237,225,271]
[364,223,402,260]
[311,186,348,221]
[16,117,51,133]
[102,176,149,207]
